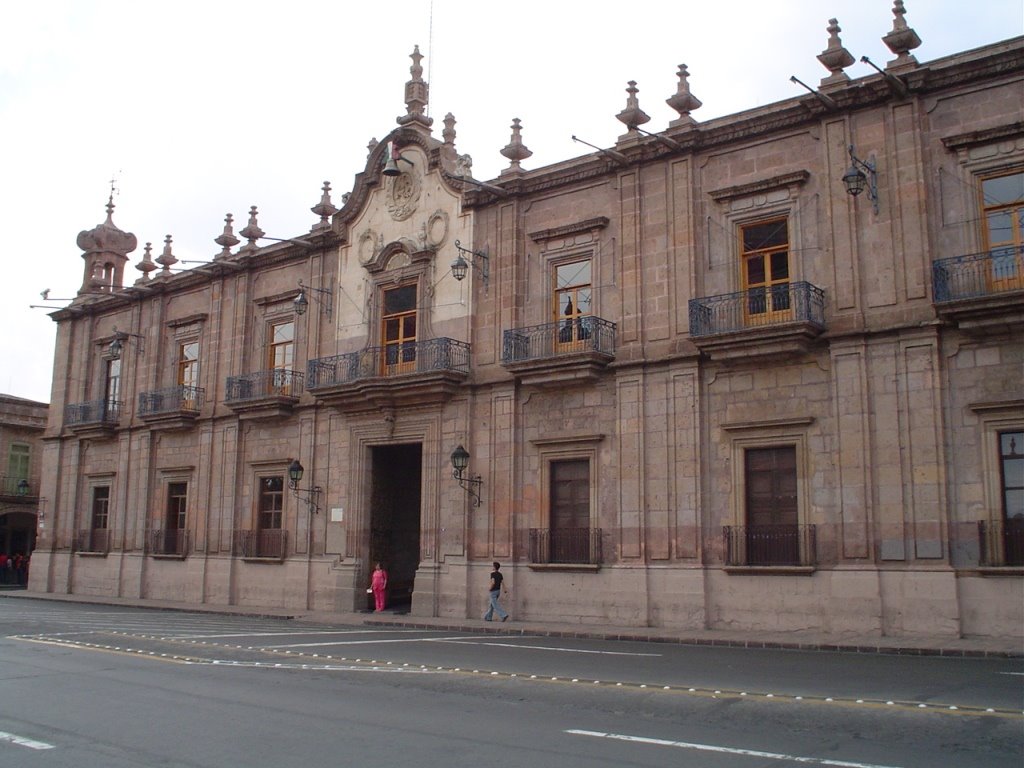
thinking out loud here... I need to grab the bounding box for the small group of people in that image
[365,560,512,622]
[0,552,29,586]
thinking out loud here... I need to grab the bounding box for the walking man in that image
[483,561,509,622]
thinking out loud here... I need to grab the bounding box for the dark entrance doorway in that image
[369,443,422,612]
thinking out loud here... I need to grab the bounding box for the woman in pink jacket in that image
[369,562,388,612]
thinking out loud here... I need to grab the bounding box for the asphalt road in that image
[1,598,1021,767]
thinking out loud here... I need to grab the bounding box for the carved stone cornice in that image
[709,171,811,203]
[529,217,610,242]
[941,121,1024,151]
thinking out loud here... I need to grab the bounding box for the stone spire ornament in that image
[616,80,651,134]
[134,241,157,284]
[214,213,240,259]
[817,18,855,86]
[239,205,265,252]
[666,65,702,127]
[882,0,921,71]
[397,45,432,130]
[500,118,532,174]
[155,234,178,276]
[443,113,457,147]
[311,181,338,231]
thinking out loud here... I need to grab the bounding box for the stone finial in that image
[499,118,532,174]
[311,181,338,231]
[155,234,177,275]
[214,213,240,259]
[239,205,264,251]
[443,113,456,147]
[367,137,379,160]
[134,241,157,283]
[817,18,855,86]
[397,45,432,130]
[666,65,702,127]
[882,0,921,71]
[616,81,650,133]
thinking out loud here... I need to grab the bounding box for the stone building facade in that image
[0,394,48,571]
[30,7,1024,639]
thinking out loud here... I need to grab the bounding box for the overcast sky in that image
[1,0,1021,404]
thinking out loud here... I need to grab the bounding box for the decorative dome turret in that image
[76,193,137,295]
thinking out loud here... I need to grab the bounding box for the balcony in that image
[64,399,122,438]
[528,527,603,569]
[723,524,817,571]
[307,338,470,413]
[232,529,287,561]
[147,529,190,558]
[224,370,303,419]
[932,247,1024,335]
[978,519,1024,568]
[688,281,825,361]
[501,316,616,388]
[0,476,36,502]
[75,528,111,555]
[138,385,205,430]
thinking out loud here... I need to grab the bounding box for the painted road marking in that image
[261,635,480,648]
[0,730,56,750]
[566,729,904,768]
[165,629,429,640]
[435,638,663,656]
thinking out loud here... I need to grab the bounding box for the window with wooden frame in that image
[530,435,603,567]
[177,340,200,407]
[91,485,110,530]
[257,476,284,531]
[381,283,417,375]
[158,481,189,556]
[553,259,592,349]
[741,218,791,324]
[104,357,121,415]
[980,170,1024,291]
[267,320,295,394]
[744,446,799,565]
[548,459,592,563]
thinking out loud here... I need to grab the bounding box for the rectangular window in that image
[741,218,791,324]
[166,482,188,530]
[5,444,30,496]
[177,341,199,387]
[743,446,798,565]
[267,320,294,395]
[999,431,1024,566]
[981,171,1024,290]
[554,259,592,349]
[381,284,417,374]
[258,476,284,531]
[105,357,121,414]
[91,486,110,530]
[548,459,592,563]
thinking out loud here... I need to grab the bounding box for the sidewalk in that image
[2,589,1021,658]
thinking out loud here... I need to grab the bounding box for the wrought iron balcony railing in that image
[502,317,616,364]
[232,528,287,560]
[0,476,34,498]
[147,528,190,557]
[723,524,817,567]
[64,399,122,426]
[75,528,111,554]
[225,370,304,403]
[138,385,205,416]
[689,281,825,337]
[932,246,1024,302]
[308,338,470,389]
[978,519,1024,567]
[528,527,604,565]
